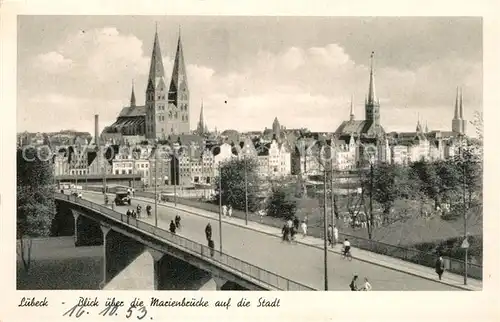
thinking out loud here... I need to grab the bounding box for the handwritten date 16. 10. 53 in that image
[62,297,150,320]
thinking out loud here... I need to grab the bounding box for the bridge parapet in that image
[54,193,315,291]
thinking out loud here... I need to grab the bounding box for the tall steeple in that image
[364,51,381,125]
[130,80,136,107]
[367,51,377,105]
[148,25,166,90]
[272,116,281,139]
[196,100,206,135]
[349,94,355,121]
[145,25,168,139]
[452,86,464,135]
[168,27,190,134]
[453,87,460,119]
[459,87,464,119]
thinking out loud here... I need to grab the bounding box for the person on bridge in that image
[343,238,351,256]
[327,224,333,247]
[361,277,372,291]
[300,220,307,237]
[208,238,215,257]
[435,256,445,280]
[222,205,227,217]
[126,209,132,224]
[136,205,142,218]
[146,205,152,218]
[349,275,359,291]
[169,220,176,234]
[175,214,181,230]
[293,216,300,231]
[333,225,339,245]
[228,205,233,217]
[282,224,290,242]
[205,223,212,242]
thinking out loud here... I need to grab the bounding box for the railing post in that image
[287,279,290,291]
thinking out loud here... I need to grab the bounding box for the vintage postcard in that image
[1,1,499,321]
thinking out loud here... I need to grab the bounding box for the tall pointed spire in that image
[349,94,354,121]
[367,51,377,105]
[169,27,188,93]
[130,79,136,107]
[196,100,207,135]
[459,87,464,119]
[148,24,165,90]
[454,87,460,119]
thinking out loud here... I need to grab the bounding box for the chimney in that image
[94,114,99,146]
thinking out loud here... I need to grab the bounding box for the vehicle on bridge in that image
[115,191,131,206]
[71,190,82,198]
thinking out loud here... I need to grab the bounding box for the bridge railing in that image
[55,193,315,291]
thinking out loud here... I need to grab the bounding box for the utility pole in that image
[173,152,177,206]
[244,155,249,225]
[369,158,374,238]
[218,162,223,252]
[330,160,335,229]
[154,146,158,227]
[323,168,329,291]
[461,135,468,285]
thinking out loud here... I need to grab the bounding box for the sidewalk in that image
[89,191,482,291]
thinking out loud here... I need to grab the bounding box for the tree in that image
[214,158,260,212]
[17,148,56,272]
[266,183,298,220]
[362,163,411,227]
[409,160,442,209]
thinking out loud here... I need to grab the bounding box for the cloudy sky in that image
[17,16,482,135]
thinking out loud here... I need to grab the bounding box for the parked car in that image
[115,191,131,206]
[71,191,82,198]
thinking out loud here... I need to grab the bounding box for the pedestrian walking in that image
[349,275,359,291]
[304,214,309,226]
[222,205,227,217]
[282,224,290,242]
[293,216,300,231]
[132,188,135,197]
[111,200,115,211]
[333,225,339,245]
[435,256,445,280]
[208,239,215,257]
[290,226,297,242]
[300,221,307,237]
[361,277,372,291]
[286,218,293,229]
[175,214,181,230]
[228,205,233,217]
[126,209,131,224]
[169,220,176,234]
[205,223,212,242]
[327,224,333,247]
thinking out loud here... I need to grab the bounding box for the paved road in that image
[83,193,458,291]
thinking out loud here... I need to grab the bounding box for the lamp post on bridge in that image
[218,161,223,252]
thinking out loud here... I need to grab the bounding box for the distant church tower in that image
[168,29,190,134]
[272,117,281,139]
[452,87,467,135]
[196,100,208,135]
[365,52,380,126]
[349,95,355,121]
[145,26,168,139]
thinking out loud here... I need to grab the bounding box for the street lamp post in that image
[154,147,158,227]
[244,155,249,225]
[173,152,177,207]
[330,160,335,229]
[460,135,468,285]
[218,162,223,252]
[323,167,329,291]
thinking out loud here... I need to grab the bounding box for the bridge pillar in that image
[213,276,227,290]
[99,225,112,290]
[146,247,165,290]
[70,209,104,247]
[199,275,227,290]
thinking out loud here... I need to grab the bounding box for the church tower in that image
[349,95,355,121]
[145,26,168,139]
[130,80,136,107]
[272,117,281,139]
[365,52,380,126]
[168,29,190,134]
[196,100,207,135]
[452,87,467,135]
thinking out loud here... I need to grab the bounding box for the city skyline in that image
[18,16,482,135]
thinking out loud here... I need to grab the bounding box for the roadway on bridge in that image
[82,193,458,291]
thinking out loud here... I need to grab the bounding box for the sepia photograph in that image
[15,15,483,292]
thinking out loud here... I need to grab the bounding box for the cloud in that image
[33,51,73,73]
